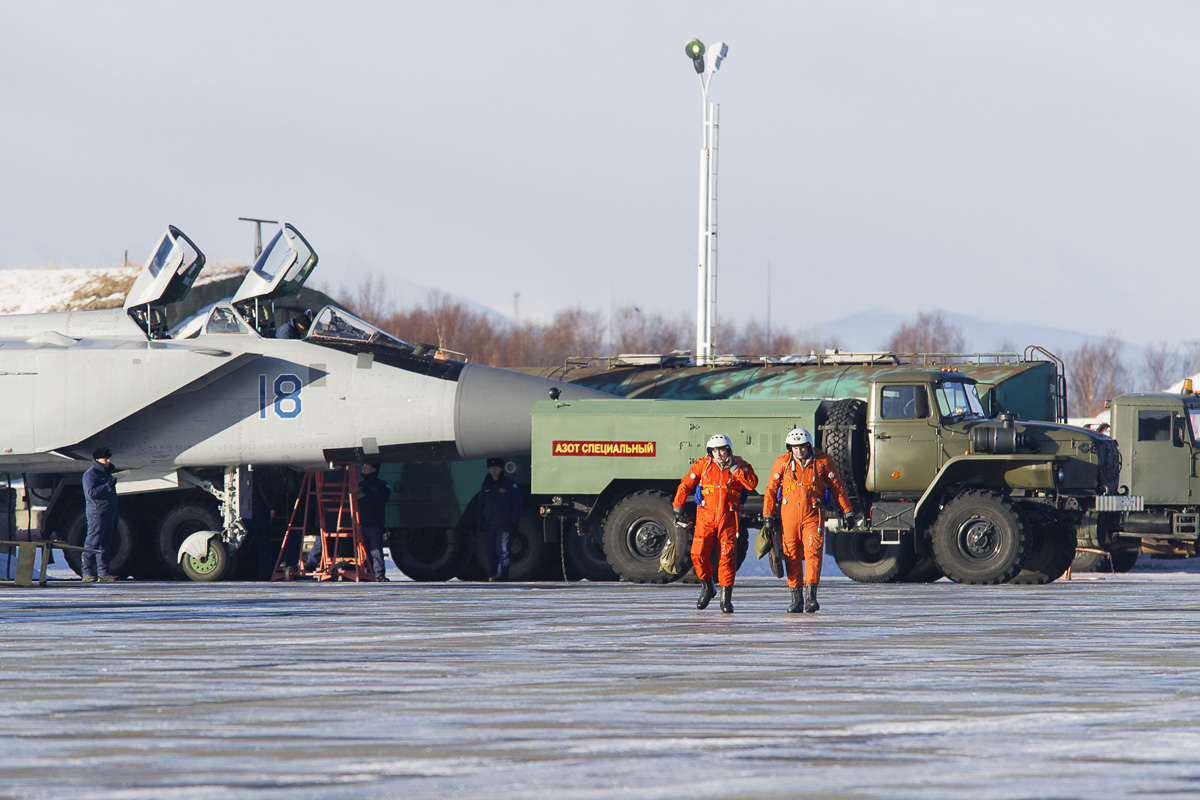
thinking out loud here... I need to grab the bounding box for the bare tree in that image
[1066,335,1128,417]
[884,311,966,359]
[1179,341,1200,381]
[610,306,690,355]
[1141,341,1178,392]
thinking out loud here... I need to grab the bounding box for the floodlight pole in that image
[238,217,279,259]
[687,42,726,365]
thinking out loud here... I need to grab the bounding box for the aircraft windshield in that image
[308,306,414,349]
[934,380,986,420]
[146,235,177,278]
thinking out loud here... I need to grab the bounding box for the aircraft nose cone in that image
[453,364,612,459]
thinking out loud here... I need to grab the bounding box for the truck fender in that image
[178,530,222,563]
[914,454,1059,523]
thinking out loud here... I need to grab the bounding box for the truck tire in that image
[601,491,680,584]
[470,516,552,581]
[931,491,1031,584]
[1010,525,1076,584]
[63,510,136,577]
[897,555,944,583]
[391,527,473,581]
[181,537,231,582]
[156,504,221,580]
[1072,547,1138,573]
[831,530,916,583]
[563,525,618,582]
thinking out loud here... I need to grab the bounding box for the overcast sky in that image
[3,2,1198,348]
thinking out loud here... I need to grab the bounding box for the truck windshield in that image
[1187,403,1200,444]
[934,380,985,421]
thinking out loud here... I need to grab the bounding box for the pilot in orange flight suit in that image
[673,433,759,613]
[762,427,854,613]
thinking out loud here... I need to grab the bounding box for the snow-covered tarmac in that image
[3,569,1200,800]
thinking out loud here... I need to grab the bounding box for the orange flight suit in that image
[762,449,852,587]
[673,455,759,587]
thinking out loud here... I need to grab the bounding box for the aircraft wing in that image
[0,335,258,468]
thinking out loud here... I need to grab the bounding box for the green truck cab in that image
[823,370,1125,585]
[531,368,1125,586]
[1083,387,1200,564]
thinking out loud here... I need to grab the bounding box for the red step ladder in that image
[272,467,374,582]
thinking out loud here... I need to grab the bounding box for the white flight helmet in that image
[785,428,814,448]
[706,433,733,454]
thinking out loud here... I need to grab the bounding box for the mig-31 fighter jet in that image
[0,224,610,579]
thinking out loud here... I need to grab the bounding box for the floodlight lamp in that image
[705,41,728,73]
[685,38,706,73]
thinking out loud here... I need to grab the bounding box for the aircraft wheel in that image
[156,503,220,580]
[64,510,136,577]
[390,527,472,581]
[601,491,681,584]
[932,491,1031,585]
[181,538,231,582]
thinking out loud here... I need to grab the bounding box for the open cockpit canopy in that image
[124,226,206,338]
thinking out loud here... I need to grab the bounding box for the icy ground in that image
[2,570,1200,800]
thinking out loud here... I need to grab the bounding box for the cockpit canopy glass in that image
[308,306,415,350]
[934,380,986,420]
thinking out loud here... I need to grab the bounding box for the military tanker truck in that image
[383,349,1068,581]
[530,368,1125,585]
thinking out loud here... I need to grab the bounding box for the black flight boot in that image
[803,584,820,613]
[719,585,734,613]
[787,587,803,613]
[696,577,716,610]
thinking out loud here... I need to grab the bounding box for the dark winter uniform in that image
[476,469,522,580]
[356,470,392,580]
[82,459,118,578]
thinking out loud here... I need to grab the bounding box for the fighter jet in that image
[1,224,611,579]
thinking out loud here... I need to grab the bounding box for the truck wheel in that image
[473,516,551,581]
[63,511,136,577]
[1010,525,1077,584]
[181,538,231,582]
[1110,548,1139,573]
[156,504,221,580]
[563,525,618,582]
[897,555,944,583]
[601,491,680,584]
[831,530,915,583]
[391,527,472,581]
[931,492,1031,584]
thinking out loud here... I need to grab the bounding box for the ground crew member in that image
[477,457,521,581]
[356,463,392,581]
[762,428,854,613]
[81,446,119,583]
[673,434,758,613]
